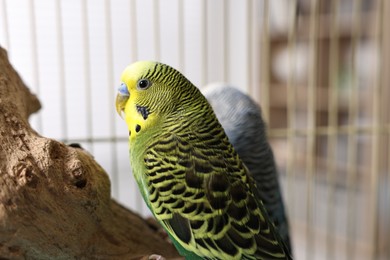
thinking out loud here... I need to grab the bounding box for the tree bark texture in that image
[0,47,179,260]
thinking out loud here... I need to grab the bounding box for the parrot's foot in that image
[148,254,166,260]
[136,254,183,260]
[133,255,166,260]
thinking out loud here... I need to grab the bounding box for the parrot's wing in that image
[204,85,292,252]
[144,132,291,260]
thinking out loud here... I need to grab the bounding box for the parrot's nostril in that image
[118,82,130,96]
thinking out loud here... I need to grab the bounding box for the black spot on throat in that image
[136,105,150,120]
[135,124,141,133]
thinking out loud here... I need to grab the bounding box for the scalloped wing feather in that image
[143,132,291,260]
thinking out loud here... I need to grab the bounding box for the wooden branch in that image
[0,47,180,259]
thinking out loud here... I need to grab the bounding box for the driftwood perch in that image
[0,47,179,259]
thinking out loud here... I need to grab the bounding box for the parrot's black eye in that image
[137,79,151,90]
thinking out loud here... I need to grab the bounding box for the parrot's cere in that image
[203,84,292,253]
[116,61,292,259]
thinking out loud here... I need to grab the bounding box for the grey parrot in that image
[202,83,292,254]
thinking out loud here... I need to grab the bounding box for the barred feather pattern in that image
[132,62,199,116]
[141,97,289,258]
[203,84,292,253]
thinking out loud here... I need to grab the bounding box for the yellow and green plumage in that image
[116,61,292,259]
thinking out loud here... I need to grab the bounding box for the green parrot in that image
[116,61,292,260]
[203,84,292,253]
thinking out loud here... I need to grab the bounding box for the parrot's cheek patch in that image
[136,105,150,120]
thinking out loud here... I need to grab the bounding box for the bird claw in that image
[148,254,166,260]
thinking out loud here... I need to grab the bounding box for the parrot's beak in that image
[116,83,130,118]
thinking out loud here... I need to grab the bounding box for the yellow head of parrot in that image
[115,61,157,118]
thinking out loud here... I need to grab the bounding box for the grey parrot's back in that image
[203,84,292,253]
